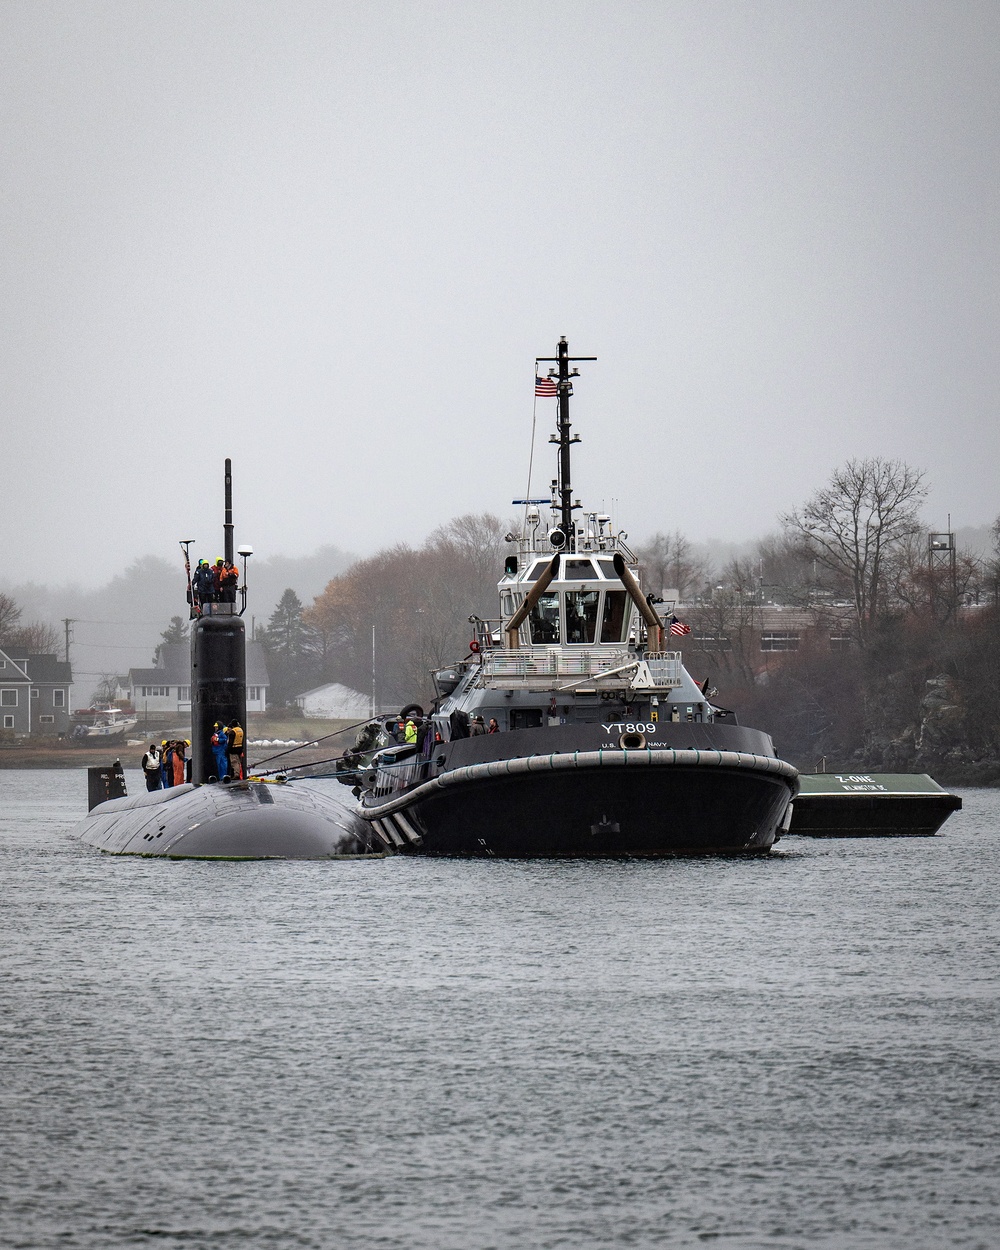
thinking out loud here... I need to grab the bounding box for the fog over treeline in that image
[3,489,992,716]
[0,546,353,701]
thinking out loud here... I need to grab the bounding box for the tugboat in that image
[354,338,798,856]
[73,461,377,860]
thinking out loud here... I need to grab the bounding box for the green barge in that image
[788,773,962,837]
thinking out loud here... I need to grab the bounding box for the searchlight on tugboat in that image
[352,338,799,856]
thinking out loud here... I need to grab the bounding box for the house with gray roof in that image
[0,649,74,737]
[127,643,269,715]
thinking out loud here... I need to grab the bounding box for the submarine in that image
[73,461,378,859]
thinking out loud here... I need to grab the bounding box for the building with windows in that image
[0,649,73,736]
[678,604,857,669]
[127,643,269,715]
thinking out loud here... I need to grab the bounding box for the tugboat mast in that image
[536,336,596,551]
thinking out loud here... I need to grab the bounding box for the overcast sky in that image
[3,0,998,587]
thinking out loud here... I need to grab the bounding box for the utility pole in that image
[535,337,596,551]
[62,619,75,666]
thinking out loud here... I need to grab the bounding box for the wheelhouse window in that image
[529,593,561,644]
[501,591,522,618]
[565,590,599,643]
[600,590,628,642]
[523,561,548,583]
[597,559,618,579]
[564,559,596,580]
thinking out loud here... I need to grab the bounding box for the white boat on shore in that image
[71,707,139,741]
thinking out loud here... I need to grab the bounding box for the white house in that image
[128,643,269,715]
[293,682,370,719]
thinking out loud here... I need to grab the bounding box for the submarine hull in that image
[75,781,380,859]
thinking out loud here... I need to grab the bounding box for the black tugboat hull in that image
[362,750,796,857]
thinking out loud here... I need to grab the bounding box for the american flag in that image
[669,615,691,636]
[535,375,558,396]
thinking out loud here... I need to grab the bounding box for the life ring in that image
[469,640,480,653]
[400,703,424,720]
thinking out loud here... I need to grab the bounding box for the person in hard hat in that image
[211,722,229,779]
[159,740,170,788]
[218,559,239,604]
[404,718,418,745]
[192,559,214,605]
[162,740,175,788]
[172,740,186,788]
[227,720,245,779]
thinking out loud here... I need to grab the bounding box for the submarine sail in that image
[190,460,247,784]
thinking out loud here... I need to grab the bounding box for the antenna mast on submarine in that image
[535,337,596,551]
[224,458,234,566]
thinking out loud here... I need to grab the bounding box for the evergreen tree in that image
[152,615,189,664]
[257,589,314,707]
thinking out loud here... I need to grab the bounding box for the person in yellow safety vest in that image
[227,720,245,779]
[404,718,418,744]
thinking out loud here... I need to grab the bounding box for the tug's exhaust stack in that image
[191,459,247,784]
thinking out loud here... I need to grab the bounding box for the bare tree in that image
[892,531,983,621]
[0,593,23,643]
[782,458,927,645]
[92,673,125,705]
[2,620,61,654]
[685,559,762,688]
[636,530,710,602]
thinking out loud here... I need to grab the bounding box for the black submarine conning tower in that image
[190,458,246,784]
[536,336,597,551]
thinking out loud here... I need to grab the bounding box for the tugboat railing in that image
[475,647,683,689]
[481,647,629,678]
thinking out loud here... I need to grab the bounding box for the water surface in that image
[1,769,998,1249]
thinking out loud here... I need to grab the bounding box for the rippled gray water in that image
[1,769,998,1249]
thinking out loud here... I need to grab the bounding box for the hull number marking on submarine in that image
[602,723,658,734]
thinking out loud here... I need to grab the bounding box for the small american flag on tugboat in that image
[535,375,558,396]
[669,615,691,636]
